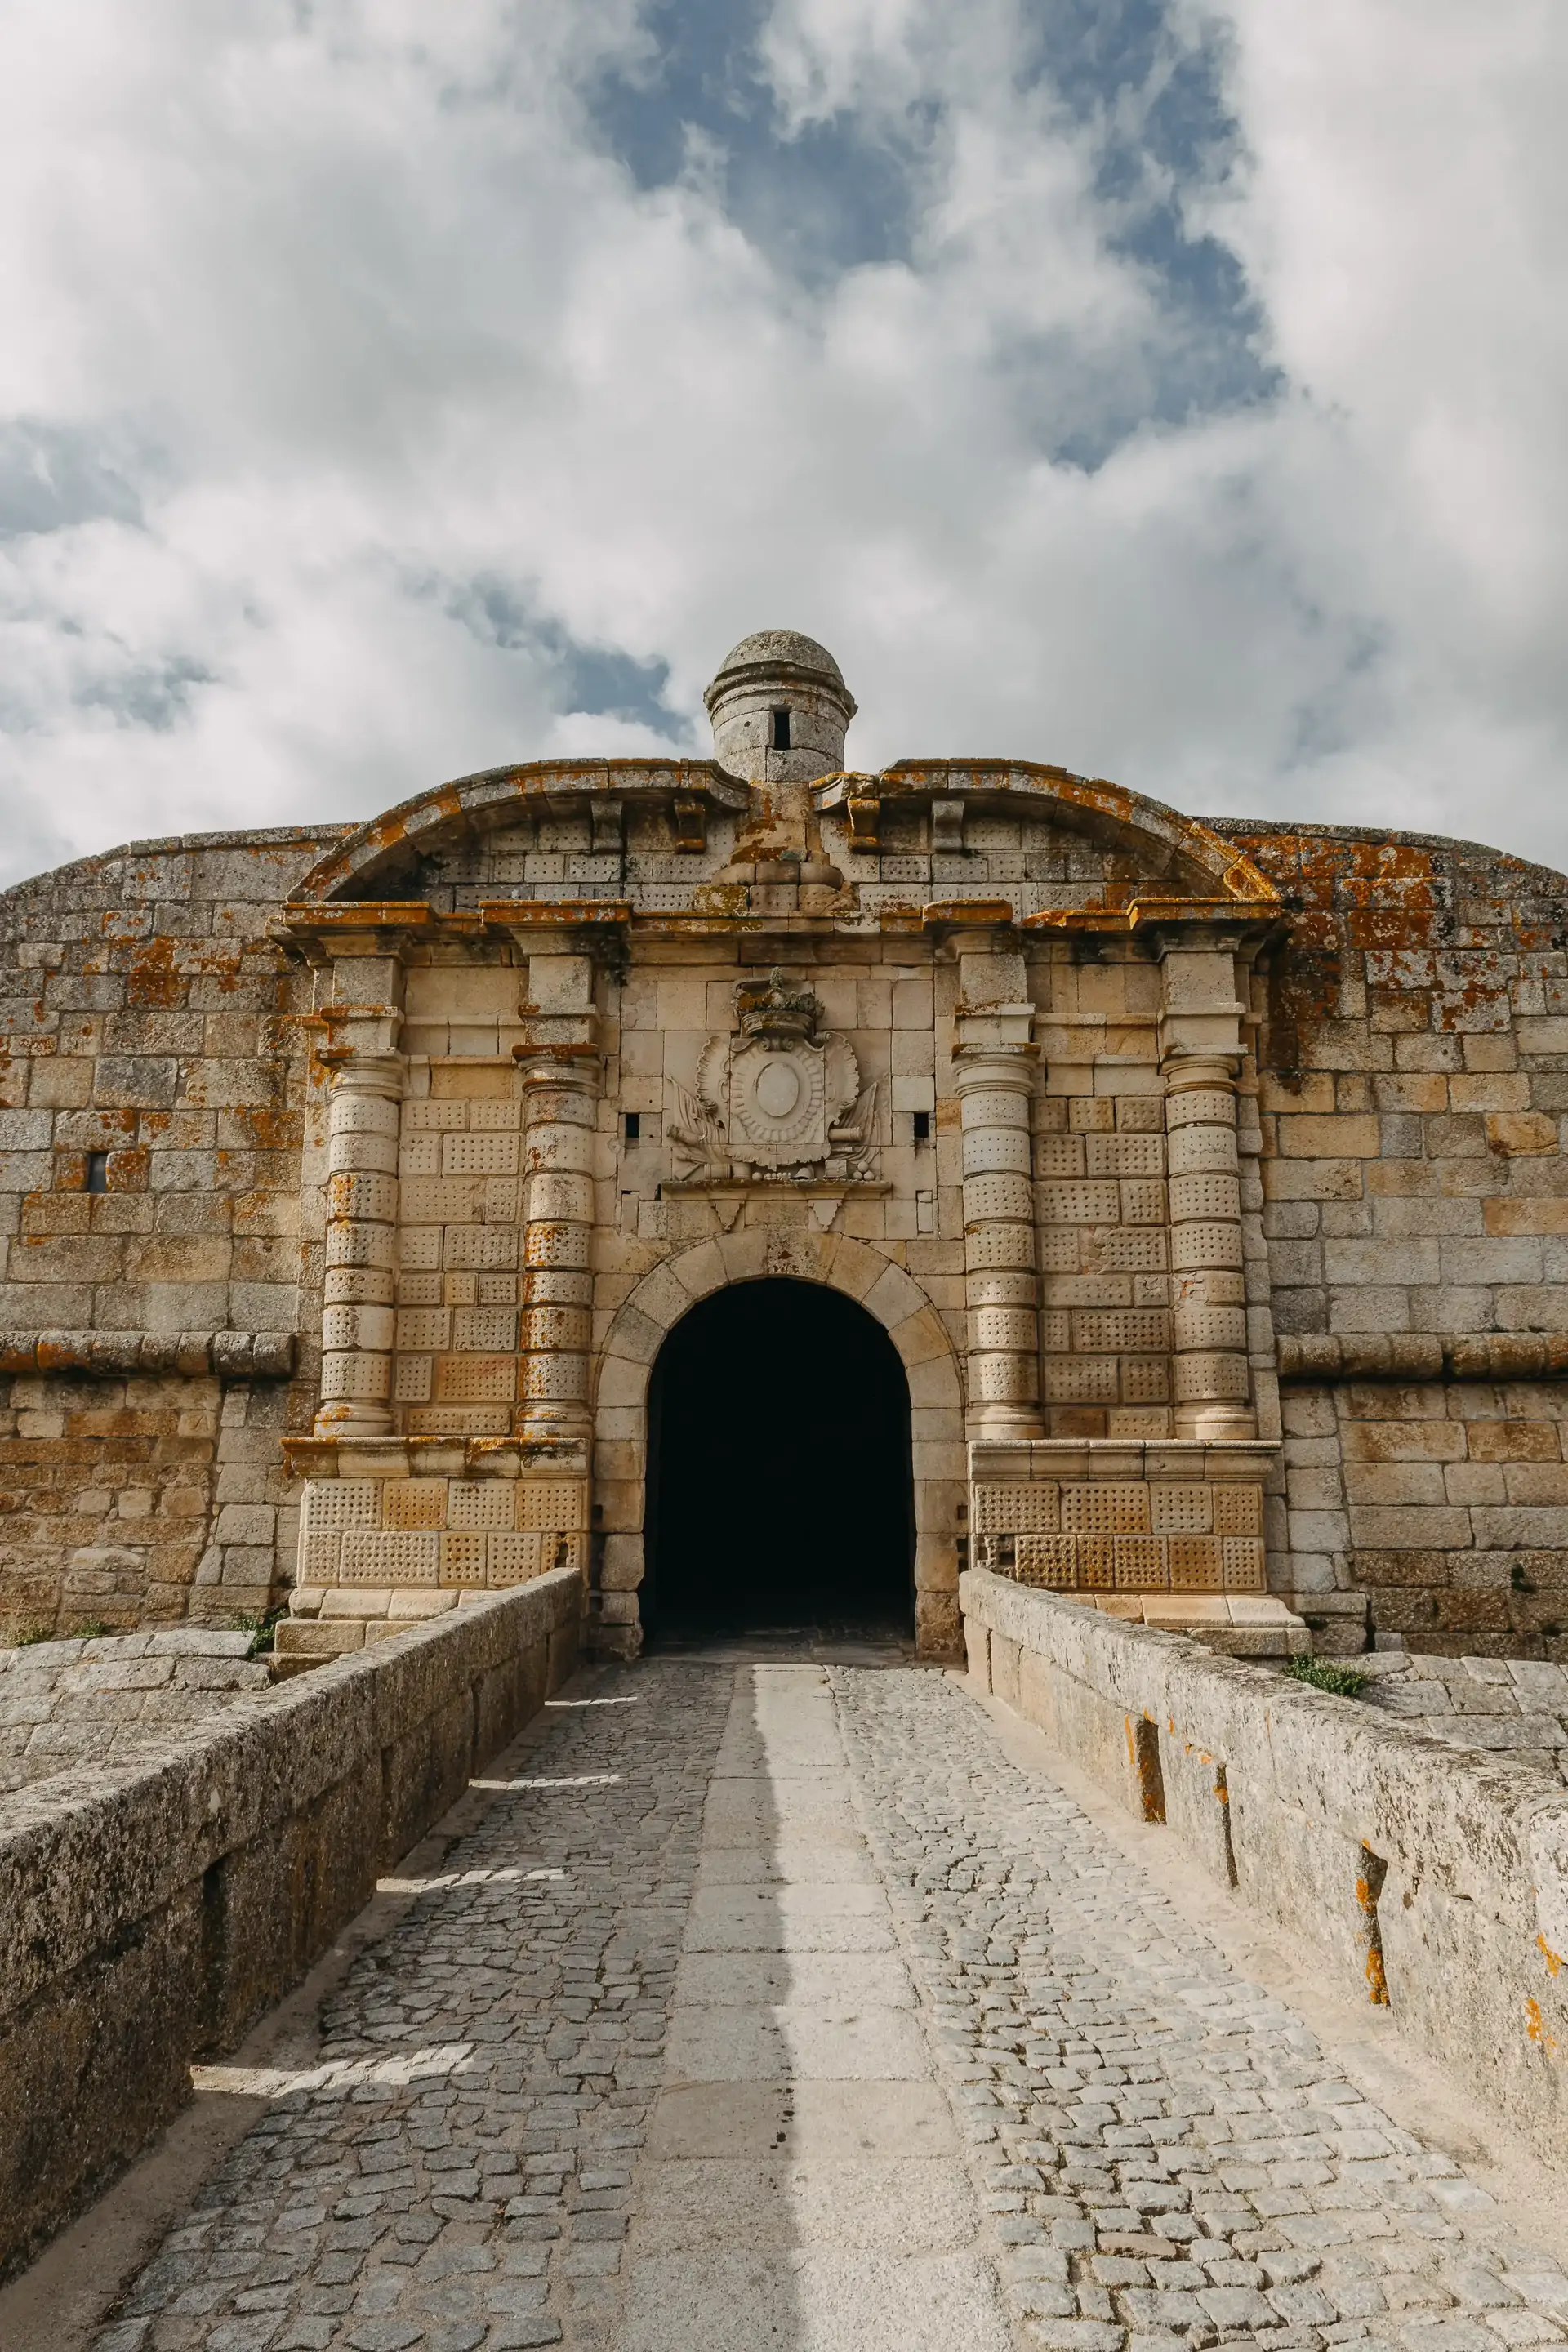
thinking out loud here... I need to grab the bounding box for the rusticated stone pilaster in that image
[953,942,1042,1439]
[516,953,600,1441]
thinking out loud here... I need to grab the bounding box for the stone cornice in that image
[276,899,633,964]
[0,1331,298,1379]
[1278,1332,1568,1383]
[815,760,1281,911]
[290,760,751,904]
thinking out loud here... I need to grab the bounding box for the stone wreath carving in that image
[668,969,881,1184]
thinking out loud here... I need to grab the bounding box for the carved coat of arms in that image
[668,969,880,1184]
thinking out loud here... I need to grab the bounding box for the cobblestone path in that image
[96,1664,1568,2352]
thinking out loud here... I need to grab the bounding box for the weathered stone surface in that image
[0,1625,270,1793]
[65,1651,1568,2351]
[0,1563,581,2278]
[961,1566,1568,2166]
[2,648,1568,1665]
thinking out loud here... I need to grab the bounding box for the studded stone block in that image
[1223,1536,1267,1591]
[448,1481,516,1531]
[1214,1484,1264,1537]
[1062,1483,1151,1535]
[381,1480,447,1530]
[1150,1482,1213,1535]
[300,1481,380,1533]
[973,1482,1061,1535]
[340,1530,440,1584]
[489,1530,551,1586]
[1114,1535,1167,1590]
[1013,1534,1077,1588]
[1167,1534,1224,1590]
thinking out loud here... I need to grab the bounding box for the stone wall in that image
[1356,1644,1568,1778]
[5,741,1568,1663]
[0,1626,270,1793]
[0,1368,299,1639]
[1221,820,1568,1655]
[0,826,345,1636]
[960,1566,1568,2170]
[0,1562,581,2280]
[1278,1373,1568,1656]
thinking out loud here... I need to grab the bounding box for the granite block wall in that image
[1220,819,1568,1655]
[0,826,344,1633]
[960,1566,1568,2170]
[2,758,1568,1660]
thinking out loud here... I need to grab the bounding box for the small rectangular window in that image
[85,1151,109,1194]
[912,1111,931,1143]
[771,707,791,751]
[624,1111,640,1143]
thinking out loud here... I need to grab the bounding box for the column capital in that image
[1160,1049,1241,1094]
[514,1015,602,1061]
[514,1039,603,1092]
[318,1044,405,1095]
[954,1001,1037,1058]
[952,1039,1039,1096]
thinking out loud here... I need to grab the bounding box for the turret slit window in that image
[771,707,791,751]
[85,1151,109,1194]
[624,1112,640,1143]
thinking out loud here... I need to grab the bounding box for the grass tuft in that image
[1285,1653,1369,1699]
[229,1604,288,1658]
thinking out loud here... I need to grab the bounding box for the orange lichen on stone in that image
[1525,1996,1559,2054]
[126,935,184,1007]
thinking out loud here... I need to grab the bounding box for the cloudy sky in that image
[2,0,1565,887]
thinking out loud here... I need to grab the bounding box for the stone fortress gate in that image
[6,628,1568,1667]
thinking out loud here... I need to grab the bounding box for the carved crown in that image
[735,967,822,1048]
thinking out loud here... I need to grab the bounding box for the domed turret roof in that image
[710,630,845,687]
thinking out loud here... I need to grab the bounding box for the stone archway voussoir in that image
[813,1233,884,1302]
[604,1305,666,1367]
[715,1230,769,1284]
[596,1354,650,1412]
[862,1259,930,1332]
[625,1261,695,1338]
[907,1354,963,1410]
[670,1239,728,1304]
[887,1306,953,1370]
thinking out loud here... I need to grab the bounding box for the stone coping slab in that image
[960,1564,1568,2170]
[0,1564,582,2280]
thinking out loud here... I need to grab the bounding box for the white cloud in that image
[0,0,1565,889]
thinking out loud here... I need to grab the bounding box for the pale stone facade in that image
[3,628,1568,1660]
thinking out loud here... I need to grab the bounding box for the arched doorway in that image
[643,1277,914,1636]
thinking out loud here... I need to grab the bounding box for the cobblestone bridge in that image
[86,1660,1568,2352]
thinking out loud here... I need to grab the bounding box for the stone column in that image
[953,941,1043,1438]
[1159,933,1254,1441]
[314,980,403,1438]
[516,952,600,1441]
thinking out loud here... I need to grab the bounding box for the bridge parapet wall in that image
[961,1565,1568,2168]
[0,1563,582,2282]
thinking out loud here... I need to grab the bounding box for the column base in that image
[966,1405,1046,1439]
[516,1405,595,1442]
[1173,1403,1258,1441]
[313,1404,394,1438]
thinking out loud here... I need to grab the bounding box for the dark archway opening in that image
[643,1277,914,1637]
